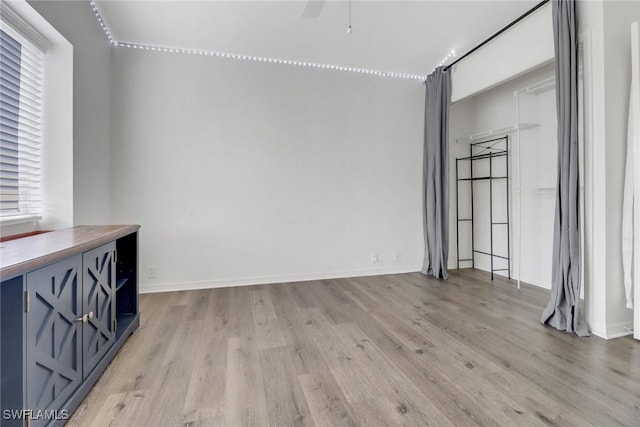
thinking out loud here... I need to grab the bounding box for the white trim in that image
[589,320,633,340]
[606,321,634,339]
[0,0,49,52]
[589,321,607,339]
[631,21,640,341]
[454,123,539,144]
[0,214,41,226]
[140,264,422,294]
[579,29,599,338]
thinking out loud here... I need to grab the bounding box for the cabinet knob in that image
[75,312,94,323]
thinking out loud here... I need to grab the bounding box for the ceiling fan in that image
[302,0,352,34]
[302,0,325,19]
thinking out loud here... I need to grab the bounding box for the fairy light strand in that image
[114,41,425,80]
[437,49,457,68]
[89,1,439,81]
[90,1,115,45]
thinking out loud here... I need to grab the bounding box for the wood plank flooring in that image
[68,270,640,426]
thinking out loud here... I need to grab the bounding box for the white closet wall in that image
[632,21,640,340]
[451,2,553,102]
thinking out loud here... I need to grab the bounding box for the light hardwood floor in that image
[68,270,640,426]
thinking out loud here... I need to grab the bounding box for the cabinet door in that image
[26,256,83,426]
[82,242,116,378]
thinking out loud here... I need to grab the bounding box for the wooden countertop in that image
[0,225,140,281]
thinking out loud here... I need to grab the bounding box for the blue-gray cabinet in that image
[82,242,116,378]
[1,226,140,426]
[26,254,84,426]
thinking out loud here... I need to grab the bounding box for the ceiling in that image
[94,0,541,77]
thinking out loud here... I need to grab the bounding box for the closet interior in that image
[449,62,585,291]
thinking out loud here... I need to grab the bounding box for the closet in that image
[450,62,564,291]
[446,0,638,339]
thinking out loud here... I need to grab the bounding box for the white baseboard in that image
[590,320,634,339]
[606,321,634,339]
[589,322,607,339]
[140,264,422,294]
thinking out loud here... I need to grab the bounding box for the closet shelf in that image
[458,176,508,181]
[518,76,555,94]
[455,123,539,144]
[532,187,555,193]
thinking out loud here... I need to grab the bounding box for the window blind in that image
[0,26,44,218]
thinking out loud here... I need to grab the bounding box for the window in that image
[0,11,46,220]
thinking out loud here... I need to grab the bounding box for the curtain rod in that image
[443,0,550,72]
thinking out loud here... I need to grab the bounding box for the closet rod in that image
[444,0,550,71]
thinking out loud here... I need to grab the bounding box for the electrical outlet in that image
[148,265,156,278]
[371,252,379,264]
[394,251,401,264]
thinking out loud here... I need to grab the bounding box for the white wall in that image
[29,0,113,225]
[579,0,608,338]
[574,0,639,338]
[601,0,639,336]
[451,2,553,102]
[632,21,640,341]
[111,48,424,292]
[39,23,73,232]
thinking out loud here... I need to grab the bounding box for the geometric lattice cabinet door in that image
[82,242,116,378]
[26,255,83,427]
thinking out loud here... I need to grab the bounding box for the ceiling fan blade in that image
[302,0,325,19]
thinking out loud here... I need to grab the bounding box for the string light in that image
[110,40,425,80]
[437,49,457,68]
[90,1,427,81]
[90,1,115,45]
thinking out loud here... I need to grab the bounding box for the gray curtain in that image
[421,67,451,279]
[541,0,589,336]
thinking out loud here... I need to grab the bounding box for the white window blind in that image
[0,19,45,219]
